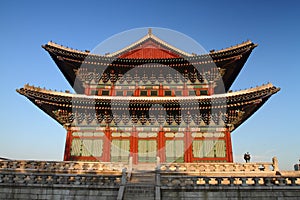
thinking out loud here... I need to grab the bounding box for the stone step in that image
[123,184,155,200]
[129,171,156,184]
[132,163,157,171]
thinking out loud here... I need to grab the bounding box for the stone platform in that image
[0,158,300,199]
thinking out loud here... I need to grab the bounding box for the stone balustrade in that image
[0,171,122,188]
[0,160,128,189]
[0,160,128,174]
[159,175,300,188]
[159,162,275,173]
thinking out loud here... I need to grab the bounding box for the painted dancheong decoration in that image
[17,29,279,164]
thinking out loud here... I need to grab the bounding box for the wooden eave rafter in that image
[17,83,279,107]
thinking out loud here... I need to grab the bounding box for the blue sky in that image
[0,0,299,170]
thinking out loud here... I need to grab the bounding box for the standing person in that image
[244,152,251,163]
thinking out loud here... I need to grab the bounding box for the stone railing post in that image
[156,156,161,169]
[272,157,279,171]
[253,177,260,186]
[127,156,133,179]
[121,168,127,185]
[277,177,286,186]
[117,180,125,200]
[155,167,161,186]
[264,177,273,186]
[155,167,161,200]
[241,177,247,186]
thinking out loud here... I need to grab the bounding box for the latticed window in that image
[165,140,184,162]
[192,140,226,158]
[90,90,98,95]
[101,90,109,96]
[165,90,172,96]
[192,140,204,158]
[111,140,130,162]
[189,90,196,96]
[71,138,103,157]
[175,90,182,96]
[138,140,157,162]
[200,90,208,95]
[215,140,226,157]
[140,90,147,96]
[116,91,123,96]
[151,90,158,96]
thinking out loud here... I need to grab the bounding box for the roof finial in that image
[148,28,152,35]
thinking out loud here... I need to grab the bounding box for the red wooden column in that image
[157,128,166,162]
[84,86,90,95]
[134,84,140,96]
[103,126,112,162]
[183,83,188,96]
[111,83,115,96]
[225,128,233,162]
[208,81,214,95]
[64,128,72,161]
[130,126,138,164]
[184,128,193,162]
[158,84,163,96]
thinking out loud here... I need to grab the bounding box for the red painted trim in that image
[63,129,72,161]
[69,156,103,161]
[134,84,140,96]
[225,129,233,162]
[208,81,214,95]
[191,157,228,162]
[130,127,138,164]
[111,83,115,96]
[103,126,112,162]
[118,41,181,59]
[158,130,166,162]
[159,84,163,96]
[183,83,188,96]
[84,86,90,95]
[184,129,193,162]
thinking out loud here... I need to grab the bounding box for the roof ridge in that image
[107,30,193,57]
[45,39,257,59]
[45,41,90,55]
[211,40,257,54]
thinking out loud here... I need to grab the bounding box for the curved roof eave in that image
[17,83,279,103]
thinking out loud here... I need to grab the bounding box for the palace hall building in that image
[17,29,279,164]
